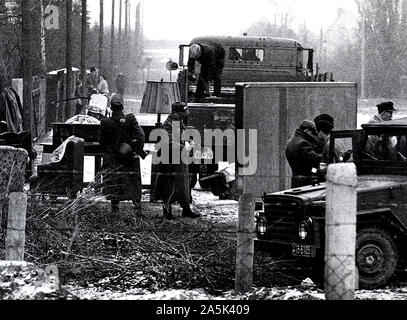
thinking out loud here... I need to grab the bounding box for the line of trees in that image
[245,0,407,99]
[1,0,145,127]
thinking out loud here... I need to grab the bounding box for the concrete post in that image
[325,163,357,300]
[235,193,255,293]
[5,193,28,261]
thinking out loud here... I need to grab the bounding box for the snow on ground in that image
[62,284,407,300]
[27,98,407,301]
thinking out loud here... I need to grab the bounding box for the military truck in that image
[174,35,332,190]
[176,35,332,104]
[254,117,407,289]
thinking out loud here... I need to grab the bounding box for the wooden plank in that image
[235,193,255,293]
[5,193,28,261]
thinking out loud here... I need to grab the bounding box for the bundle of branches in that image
[23,182,238,295]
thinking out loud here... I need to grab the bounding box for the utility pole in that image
[99,0,104,74]
[111,0,116,78]
[81,0,87,97]
[66,0,73,120]
[22,0,33,132]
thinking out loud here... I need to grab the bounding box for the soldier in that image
[365,101,398,160]
[86,66,99,97]
[314,113,352,167]
[368,101,396,124]
[153,102,200,220]
[285,119,324,188]
[188,41,225,102]
[116,73,126,98]
[99,94,146,216]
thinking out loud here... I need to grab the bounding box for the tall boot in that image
[111,201,119,214]
[163,204,173,220]
[133,202,144,218]
[181,203,200,218]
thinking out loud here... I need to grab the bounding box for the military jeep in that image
[255,117,407,289]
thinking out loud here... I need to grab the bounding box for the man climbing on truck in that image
[187,40,225,102]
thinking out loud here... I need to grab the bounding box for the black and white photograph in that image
[1,0,407,309]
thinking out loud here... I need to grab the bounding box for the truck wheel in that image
[356,228,398,289]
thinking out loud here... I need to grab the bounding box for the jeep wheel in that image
[356,228,398,289]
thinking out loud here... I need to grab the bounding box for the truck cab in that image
[177,35,319,103]
[255,117,407,289]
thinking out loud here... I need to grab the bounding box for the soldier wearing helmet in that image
[153,102,200,220]
[99,94,147,217]
[187,40,225,102]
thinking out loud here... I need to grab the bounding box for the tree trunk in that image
[125,0,128,40]
[111,0,115,78]
[99,0,104,74]
[118,0,123,72]
[81,0,87,97]
[22,0,33,132]
[66,0,73,121]
[38,0,47,75]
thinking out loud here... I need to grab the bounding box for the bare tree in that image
[81,0,87,97]
[39,0,46,75]
[125,0,128,40]
[66,0,73,120]
[99,0,104,74]
[22,0,33,131]
[111,0,115,78]
[356,0,407,97]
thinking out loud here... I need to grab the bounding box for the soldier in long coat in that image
[285,120,324,188]
[153,102,200,220]
[99,94,146,216]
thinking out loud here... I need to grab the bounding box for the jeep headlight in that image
[298,218,313,240]
[257,216,267,236]
[299,222,308,240]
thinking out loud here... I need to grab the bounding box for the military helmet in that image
[110,94,124,111]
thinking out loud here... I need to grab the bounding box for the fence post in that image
[5,192,28,261]
[325,163,357,300]
[235,193,255,293]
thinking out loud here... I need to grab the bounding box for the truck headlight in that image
[257,216,267,236]
[298,218,313,240]
[299,222,308,240]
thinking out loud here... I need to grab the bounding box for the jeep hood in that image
[271,175,407,202]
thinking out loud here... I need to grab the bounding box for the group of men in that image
[286,101,396,189]
[99,95,200,220]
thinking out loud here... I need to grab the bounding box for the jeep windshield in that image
[330,117,407,176]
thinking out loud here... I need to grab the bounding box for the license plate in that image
[292,244,315,257]
[194,147,214,160]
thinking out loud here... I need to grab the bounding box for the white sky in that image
[87,0,358,41]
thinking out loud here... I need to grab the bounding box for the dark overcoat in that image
[153,112,190,205]
[285,129,323,188]
[99,111,145,202]
[187,41,225,82]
